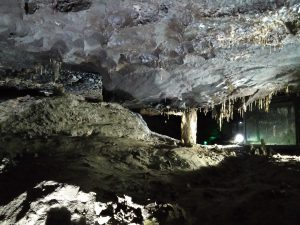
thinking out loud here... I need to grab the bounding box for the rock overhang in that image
[0,0,300,110]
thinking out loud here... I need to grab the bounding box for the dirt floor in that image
[1,96,300,225]
[1,135,300,225]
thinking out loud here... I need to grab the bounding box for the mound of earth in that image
[0,95,150,139]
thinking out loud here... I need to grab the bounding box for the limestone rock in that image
[0,95,150,139]
[0,0,299,108]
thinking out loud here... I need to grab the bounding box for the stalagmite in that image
[51,59,62,82]
[181,108,197,147]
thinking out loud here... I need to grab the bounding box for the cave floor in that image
[1,136,300,225]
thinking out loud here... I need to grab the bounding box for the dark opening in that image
[197,111,220,145]
[0,87,45,100]
[142,115,181,140]
[142,112,243,144]
[24,2,29,14]
[197,111,244,145]
[141,95,300,147]
[45,207,71,225]
[243,94,300,153]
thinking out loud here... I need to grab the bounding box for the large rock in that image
[0,67,103,100]
[0,95,150,138]
[0,181,183,225]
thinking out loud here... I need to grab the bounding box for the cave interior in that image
[1,0,300,225]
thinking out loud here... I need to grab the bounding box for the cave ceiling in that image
[0,0,300,109]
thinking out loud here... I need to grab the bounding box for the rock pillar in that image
[181,109,197,146]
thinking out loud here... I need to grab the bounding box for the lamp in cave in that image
[234,134,245,144]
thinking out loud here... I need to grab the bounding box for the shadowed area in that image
[1,135,300,225]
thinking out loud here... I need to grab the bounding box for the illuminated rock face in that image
[0,95,150,139]
[0,0,300,109]
[181,109,197,146]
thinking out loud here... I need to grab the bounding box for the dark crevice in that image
[24,2,29,14]
[24,1,37,15]
[84,97,102,103]
[0,87,46,100]
[102,88,136,103]
[285,20,300,35]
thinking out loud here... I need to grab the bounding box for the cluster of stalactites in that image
[33,59,62,82]
[212,92,275,130]
[145,86,288,131]
[212,98,235,130]
[238,92,274,117]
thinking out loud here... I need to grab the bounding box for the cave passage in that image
[1,1,300,224]
[142,111,242,146]
[142,114,181,140]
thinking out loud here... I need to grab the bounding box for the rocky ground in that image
[0,95,300,225]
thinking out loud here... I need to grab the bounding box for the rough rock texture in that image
[1,0,300,109]
[0,93,234,225]
[0,95,149,138]
[55,0,91,12]
[0,93,300,225]
[0,180,186,225]
[1,134,300,225]
[0,67,103,100]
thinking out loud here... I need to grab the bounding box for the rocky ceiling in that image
[0,0,300,110]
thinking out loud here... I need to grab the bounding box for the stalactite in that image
[214,90,277,130]
[204,107,209,116]
[286,84,289,94]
